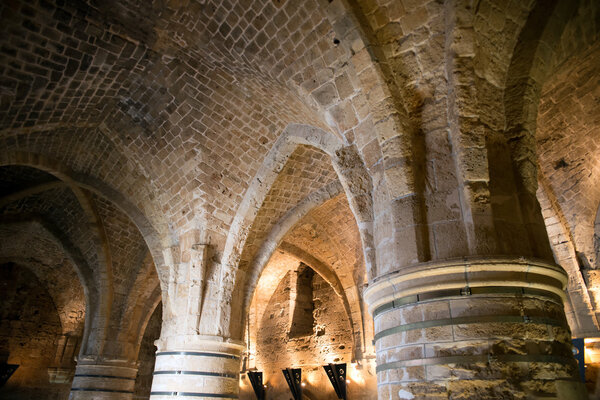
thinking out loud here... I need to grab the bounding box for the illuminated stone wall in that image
[0,263,72,400]
[241,265,375,399]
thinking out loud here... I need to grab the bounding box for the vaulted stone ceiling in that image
[0,0,345,248]
[537,39,600,337]
[238,145,339,273]
[246,188,374,398]
[538,41,600,266]
[1,0,600,399]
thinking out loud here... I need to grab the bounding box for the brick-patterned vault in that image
[2,0,600,399]
[537,39,600,339]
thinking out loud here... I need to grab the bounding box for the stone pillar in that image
[69,359,138,399]
[149,335,244,399]
[149,242,243,398]
[364,257,587,399]
[49,334,79,384]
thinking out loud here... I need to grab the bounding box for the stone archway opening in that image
[248,260,354,399]
[0,164,162,399]
[0,165,88,399]
[236,140,376,399]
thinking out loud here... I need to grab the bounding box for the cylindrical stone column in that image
[150,335,244,399]
[364,257,587,400]
[69,360,138,399]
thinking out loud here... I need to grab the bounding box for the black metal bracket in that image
[247,371,265,400]
[282,368,302,400]
[323,363,347,399]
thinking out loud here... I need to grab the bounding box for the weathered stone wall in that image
[0,263,73,400]
[243,266,375,399]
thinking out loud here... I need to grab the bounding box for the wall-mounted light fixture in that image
[282,368,302,400]
[247,371,265,400]
[323,363,347,399]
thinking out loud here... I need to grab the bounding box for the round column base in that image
[150,335,244,400]
[70,361,137,400]
[365,257,587,400]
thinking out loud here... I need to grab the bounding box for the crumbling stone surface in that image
[374,294,581,399]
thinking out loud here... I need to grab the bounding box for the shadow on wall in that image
[133,302,162,399]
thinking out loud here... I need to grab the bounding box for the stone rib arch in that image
[326,0,444,270]
[0,126,167,229]
[505,0,599,153]
[221,123,374,338]
[537,177,599,336]
[221,123,349,272]
[239,180,368,359]
[0,166,112,356]
[222,124,372,271]
[242,181,344,310]
[111,250,162,360]
[0,151,169,290]
[130,288,162,359]
[0,152,169,369]
[0,218,90,335]
[503,1,577,193]
[503,0,599,250]
[534,41,600,276]
[502,0,600,338]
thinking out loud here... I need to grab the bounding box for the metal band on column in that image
[70,363,138,399]
[364,257,569,314]
[364,257,587,400]
[150,336,244,400]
